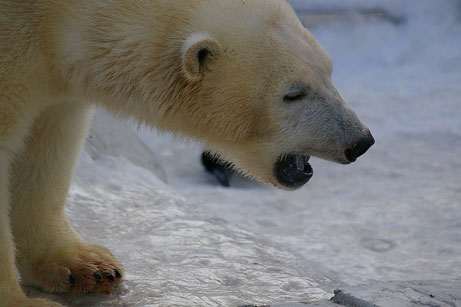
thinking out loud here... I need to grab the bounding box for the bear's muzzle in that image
[274,154,313,189]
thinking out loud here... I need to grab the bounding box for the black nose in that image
[345,132,375,162]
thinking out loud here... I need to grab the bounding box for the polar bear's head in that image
[57,0,373,190]
[170,1,374,190]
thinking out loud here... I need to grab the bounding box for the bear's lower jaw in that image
[273,153,313,190]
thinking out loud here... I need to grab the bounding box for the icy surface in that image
[137,0,461,286]
[27,145,337,306]
[28,1,461,305]
[332,280,461,307]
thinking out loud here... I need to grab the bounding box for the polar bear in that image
[0,0,374,306]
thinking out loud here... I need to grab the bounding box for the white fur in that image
[0,1,370,305]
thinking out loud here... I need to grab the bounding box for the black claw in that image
[114,268,122,279]
[93,271,103,281]
[107,274,115,281]
[68,274,76,285]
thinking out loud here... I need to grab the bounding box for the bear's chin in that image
[273,153,313,190]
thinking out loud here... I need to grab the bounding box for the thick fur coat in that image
[0,1,372,306]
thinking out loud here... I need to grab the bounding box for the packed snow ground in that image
[29,1,461,306]
[138,0,461,285]
[27,136,338,306]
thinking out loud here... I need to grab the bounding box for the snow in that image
[331,280,461,307]
[138,0,461,285]
[29,1,461,305]
[27,113,339,306]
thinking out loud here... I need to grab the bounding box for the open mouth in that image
[274,153,313,189]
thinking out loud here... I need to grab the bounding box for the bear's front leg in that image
[0,103,64,306]
[9,103,123,295]
[2,153,63,307]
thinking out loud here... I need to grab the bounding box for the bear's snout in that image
[344,131,375,163]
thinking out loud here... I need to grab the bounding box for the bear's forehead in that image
[192,0,291,37]
[192,1,332,73]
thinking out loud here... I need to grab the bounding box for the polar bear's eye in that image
[284,92,306,102]
[284,83,308,102]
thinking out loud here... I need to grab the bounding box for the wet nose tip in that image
[345,132,375,162]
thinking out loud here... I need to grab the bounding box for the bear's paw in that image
[26,243,123,295]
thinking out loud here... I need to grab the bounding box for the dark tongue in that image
[274,154,313,189]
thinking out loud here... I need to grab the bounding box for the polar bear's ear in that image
[182,33,220,80]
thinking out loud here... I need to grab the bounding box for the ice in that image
[25,113,338,306]
[136,0,461,286]
[27,0,461,305]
